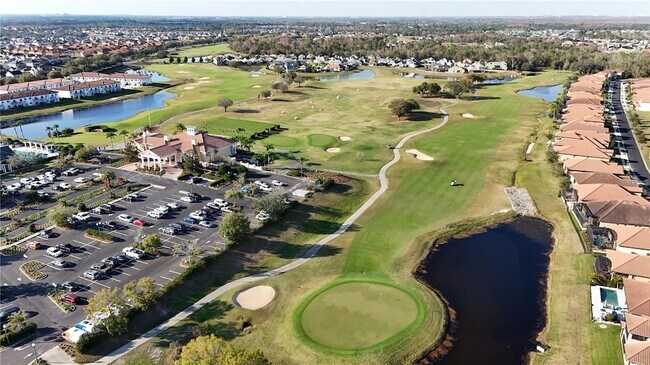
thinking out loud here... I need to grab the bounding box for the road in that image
[612,78,650,184]
[82,107,451,365]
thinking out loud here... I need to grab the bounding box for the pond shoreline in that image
[413,214,554,365]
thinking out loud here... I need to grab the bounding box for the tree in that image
[297,156,308,176]
[251,191,289,221]
[225,188,244,207]
[47,69,63,79]
[263,143,274,166]
[45,126,53,143]
[294,75,305,87]
[4,310,29,333]
[219,213,251,244]
[183,56,188,63]
[134,234,162,255]
[174,123,186,133]
[412,82,441,97]
[217,98,234,112]
[122,142,139,162]
[46,206,75,227]
[238,136,253,152]
[169,56,175,63]
[388,98,420,120]
[74,147,95,162]
[123,277,158,310]
[175,334,268,365]
[182,151,202,174]
[191,57,196,63]
[271,81,288,93]
[466,73,487,84]
[85,287,129,336]
[102,170,117,187]
[106,132,116,150]
[445,80,474,99]
[119,130,130,146]
[53,124,60,143]
[261,90,272,99]
[173,239,202,265]
[199,57,204,63]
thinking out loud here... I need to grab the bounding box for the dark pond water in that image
[314,69,375,82]
[517,84,563,102]
[482,75,518,84]
[125,69,171,82]
[418,217,553,365]
[1,91,175,139]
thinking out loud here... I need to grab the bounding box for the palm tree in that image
[263,143,274,166]
[53,124,60,143]
[18,122,25,139]
[45,126,53,143]
[106,132,116,150]
[225,188,244,208]
[11,122,19,139]
[298,156,308,177]
[174,123,186,133]
[102,170,117,188]
[240,136,253,152]
[233,174,246,188]
[119,130,130,147]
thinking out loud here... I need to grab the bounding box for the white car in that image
[20,178,34,184]
[73,212,92,222]
[74,177,87,184]
[253,180,265,186]
[147,211,164,219]
[59,183,72,190]
[117,214,135,223]
[189,212,206,220]
[220,206,232,213]
[256,211,270,221]
[122,247,145,260]
[46,247,64,257]
[259,184,273,193]
[155,206,170,215]
[271,180,286,187]
[199,220,216,228]
[181,196,197,203]
[213,198,228,207]
[166,202,181,210]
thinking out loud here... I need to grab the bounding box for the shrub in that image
[233,165,248,174]
[0,322,37,346]
[78,203,87,212]
[75,331,105,353]
[85,229,113,242]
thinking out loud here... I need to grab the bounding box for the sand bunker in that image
[339,136,351,141]
[461,113,477,118]
[234,285,276,310]
[252,85,261,88]
[405,149,434,161]
[197,81,210,84]
[183,86,195,90]
[251,74,260,77]
[177,71,190,74]
[326,147,341,153]
[199,77,210,80]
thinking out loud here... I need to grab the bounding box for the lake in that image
[417,217,553,365]
[517,84,563,102]
[314,69,375,82]
[1,91,175,140]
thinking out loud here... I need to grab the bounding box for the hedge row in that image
[0,322,37,346]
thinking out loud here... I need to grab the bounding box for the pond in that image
[0,91,176,140]
[517,84,563,103]
[313,69,375,82]
[125,69,171,82]
[482,75,518,85]
[417,217,553,365]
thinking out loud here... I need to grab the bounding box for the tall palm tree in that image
[101,170,117,188]
[119,130,130,147]
[263,143,274,166]
[106,132,116,150]
[53,124,60,143]
[240,136,253,152]
[11,122,20,139]
[45,126,53,143]
[298,156,308,177]
[18,122,25,139]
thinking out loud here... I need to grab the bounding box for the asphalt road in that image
[0,166,303,365]
[612,79,650,185]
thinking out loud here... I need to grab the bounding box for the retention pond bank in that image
[417,217,553,365]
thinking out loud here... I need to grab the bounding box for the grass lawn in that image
[172,43,234,58]
[297,280,421,351]
[589,323,623,364]
[635,110,650,166]
[193,117,275,138]
[306,133,338,148]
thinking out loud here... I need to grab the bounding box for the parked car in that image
[26,241,42,250]
[271,180,286,187]
[256,211,270,221]
[213,198,229,207]
[59,183,72,190]
[83,270,101,280]
[169,223,186,231]
[166,202,181,210]
[97,221,117,230]
[51,259,71,268]
[132,219,145,227]
[259,184,273,193]
[253,180,266,186]
[160,226,178,235]
[57,243,76,253]
[199,220,216,228]
[73,212,92,222]
[183,217,198,224]
[206,202,219,210]
[186,192,201,199]
[220,206,232,213]
[101,257,119,268]
[189,212,206,220]
[155,206,170,215]
[53,281,79,292]
[61,293,79,304]
[117,214,135,223]
[94,206,111,214]
[147,211,164,219]
[122,247,145,260]
[111,254,129,264]
[0,307,20,323]
[39,229,55,239]
[46,247,65,258]
[73,177,87,184]
[91,262,111,274]
[181,196,197,203]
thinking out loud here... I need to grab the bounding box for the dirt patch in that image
[183,86,195,90]
[461,113,477,119]
[339,136,351,141]
[405,149,434,161]
[326,147,341,153]
[197,81,210,84]
[199,77,210,80]
[233,285,276,310]
[176,71,190,74]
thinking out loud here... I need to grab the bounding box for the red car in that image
[133,219,145,227]
[61,293,79,304]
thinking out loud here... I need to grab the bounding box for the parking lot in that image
[0,164,303,362]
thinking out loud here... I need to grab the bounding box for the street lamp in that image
[31,342,38,360]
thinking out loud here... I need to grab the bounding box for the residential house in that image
[623,341,650,365]
[69,72,152,88]
[632,79,650,112]
[570,172,643,195]
[0,89,59,110]
[564,158,625,176]
[0,78,76,94]
[608,225,650,256]
[574,200,650,228]
[572,184,649,204]
[447,65,466,74]
[605,250,650,282]
[486,61,508,70]
[53,80,121,99]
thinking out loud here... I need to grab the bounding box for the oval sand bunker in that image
[234,285,276,310]
[461,113,477,118]
[326,147,341,153]
[339,136,351,141]
[405,149,434,161]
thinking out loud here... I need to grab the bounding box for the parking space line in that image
[78,277,110,288]
[153,283,164,287]
[107,277,121,283]
[73,239,101,250]
[136,260,149,265]
[169,270,181,275]
[69,254,85,260]
[115,270,131,276]
[129,266,141,271]
[159,276,173,281]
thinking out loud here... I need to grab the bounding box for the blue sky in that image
[2,0,648,17]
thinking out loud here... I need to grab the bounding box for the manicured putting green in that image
[201,117,274,138]
[261,134,302,148]
[306,134,337,148]
[299,282,418,350]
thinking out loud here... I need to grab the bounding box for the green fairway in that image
[297,280,421,351]
[306,133,338,148]
[195,117,275,138]
[173,43,234,57]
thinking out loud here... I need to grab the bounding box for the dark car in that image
[91,262,111,275]
[169,223,186,231]
[160,226,178,236]
[101,257,119,268]
[39,229,55,239]
[53,281,79,292]
[0,307,20,323]
[57,243,76,253]
[187,192,202,199]
[97,221,117,230]
[183,217,197,224]
[191,177,204,184]
[111,254,129,264]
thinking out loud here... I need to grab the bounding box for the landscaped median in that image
[48,289,77,313]
[85,229,115,243]
[20,260,48,281]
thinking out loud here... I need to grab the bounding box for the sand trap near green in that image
[298,281,419,350]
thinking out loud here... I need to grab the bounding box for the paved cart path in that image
[41,108,450,365]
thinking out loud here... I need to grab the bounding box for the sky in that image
[2,0,649,17]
